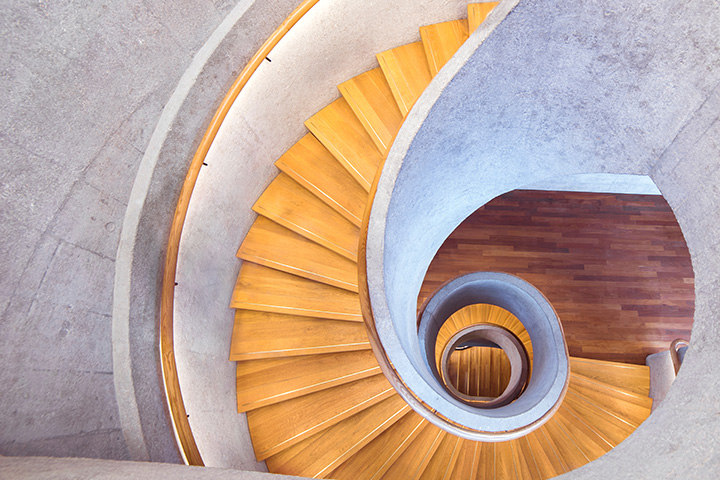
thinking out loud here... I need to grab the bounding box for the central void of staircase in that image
[228,2,656,478]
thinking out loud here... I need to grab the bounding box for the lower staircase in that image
[229,3,653,478]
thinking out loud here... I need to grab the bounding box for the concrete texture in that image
[0,456,309,480]
[0,0,305,466]
[368,0,720,476]
[414,272,568,437]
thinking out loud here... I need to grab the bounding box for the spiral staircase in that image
[229,3,653,478]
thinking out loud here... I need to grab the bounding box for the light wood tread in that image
[235,350,381,412]
[418,433,462,480]
[237,216,359,292]
[554,405,612,462]
[376,41,433,116]
[338,67,404,155]
[562,390,636,447]
[541,418,590,471]
[330,411,426,480]
[275,133,368,226]
[305,97,384,192]
[229,310,370,361]
[266,395,410,478]
[381,423,446,480]
[524,428,567,478]
[248,373,394,460]
[230,262,363,322]
[468,2,500,32]
[568,373,653,424]
[511,436,543,480]
[420,18,470,76]
[569,357,650,396]
[252,172,360,261]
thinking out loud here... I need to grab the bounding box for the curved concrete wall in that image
[368,0,720,476]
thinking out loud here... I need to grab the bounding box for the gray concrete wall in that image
[0,0,304,464]
[367,0,720,476]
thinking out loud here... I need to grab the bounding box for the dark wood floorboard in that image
[418,190,694,365]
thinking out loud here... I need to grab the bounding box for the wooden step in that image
[235,350,381,412]
[495,441,517,479]
[229,310,370,361]
[468,2,500,32]
[305,98,384,191]
[230,263,363,322]
[562,390,636,447]
[253,172,360,261]
[275,133,367,226]
[248,374,394,460]
[554,405,612,462]
[524,428,567,478]
[418,434,462,480]
[541,419,589,471]
[449,440,481,479]
[330,412,426,480]
[237,216,358,292]
[569,357,650,396]
[420,19,469,76]
[569,373,652,426]
[381,423,445,480]
[511,436,543,480]
[339,67,404,155]
[377,41,433,116]
[266,395,410,478]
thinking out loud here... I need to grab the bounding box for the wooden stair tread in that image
[229,310,369,361]
[555,405,612,462]
[449,440,481,479]
[569,373,652,425]
[305,97,384,192]
[231,263,362,322]
[237,216,359,292]
[468,2,500,32]
[377,41,433,116]
[562,390,636,447]
[248,374,394,460]
[338,67,404,155]
[266,395,410,478]
[495,441,517,479]
[541,419,590,471]
[330,412,426,480]
[253,172,360,261]
[570,357,650,396]
[525,428,567,478]
[276,133,367,226]
[236,350,381,412]
[511,436,543,480]
[381,423,446,480]
[420,19,469,76]
[418,433,462,480]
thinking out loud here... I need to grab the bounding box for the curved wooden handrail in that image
[160,0,321,466]
[670,338,690,375]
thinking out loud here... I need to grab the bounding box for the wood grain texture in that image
[381,423,446,480]
[275,133,367,226]
[235,350,381,412]
[237,216,359,292]
[253,173,360,261]
[570,357,650,396]
[418,433,462,480]
[231,262,362,322]
[377,41,433,116]
[420,19,469,76]
[305,98,384,191]
[339,67,404,155]
[266,395,410,478]
[248,374,394,460]
[468,2,500,32]
[229,310,369,361]
[330,412,426,480]
[420,190,694,365]
[525,428,567,478]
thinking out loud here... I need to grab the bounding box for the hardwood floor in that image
[418,190,694,365]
